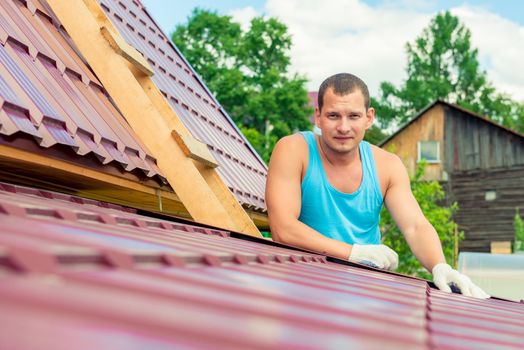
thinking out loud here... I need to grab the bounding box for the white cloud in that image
[229,6,259,31]
[451,6,524,100]
[265,0,431,95]
[232,1,524,102]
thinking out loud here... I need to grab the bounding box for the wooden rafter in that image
[45,0,260,236]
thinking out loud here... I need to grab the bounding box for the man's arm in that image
[383,155,445,271]
[266,135,353,260]
[383,154,489,298]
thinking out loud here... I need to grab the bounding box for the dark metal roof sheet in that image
[97,0,268,211]
[0,0,163,181]
[1,181,523,349]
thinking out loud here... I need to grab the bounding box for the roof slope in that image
[97,0,267,211]
[1,181,523,349]
[0,0,163,183]
[379,100,524,147]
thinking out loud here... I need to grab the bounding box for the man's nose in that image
[337,118,351,133]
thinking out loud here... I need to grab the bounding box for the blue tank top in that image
[298,131,383,244]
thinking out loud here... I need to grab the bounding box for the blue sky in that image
[142,0,524,34]
[141,1,524,100]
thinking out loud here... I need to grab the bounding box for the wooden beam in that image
[172,130,218,168]
[46,0,260,236]
[100,26,153,76]
[245,208,269,230]
[0,144,189,217]
[134,75,260,235]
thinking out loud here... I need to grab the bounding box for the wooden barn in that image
[380,100,524,252]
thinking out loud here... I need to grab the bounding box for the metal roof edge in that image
[136,203,439,288]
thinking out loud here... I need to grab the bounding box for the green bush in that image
[380,161,463,279]
[514,208,524,252]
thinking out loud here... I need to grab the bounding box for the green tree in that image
[380,161,462,278]
[172,9,313,161]
[514,208,524,252]
[364,125,387,145]
[375,11,524,132]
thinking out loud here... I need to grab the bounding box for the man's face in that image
[314,88,374,155]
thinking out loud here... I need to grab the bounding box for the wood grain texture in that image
[45,0,260,236]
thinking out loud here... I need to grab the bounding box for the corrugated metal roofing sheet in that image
[1,181,523,349]
[97,0,268,211]
[0,0,163,182]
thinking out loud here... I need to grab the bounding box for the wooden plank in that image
[138,67,261,235]
[449,166,524,252]
[446,108,524,171]
[245,208,269,230]
[381,104,444,180]
[0,144,189,216]
[490,241,512,254]
[100,26,153,76]
[46,0,260,236]
[443,108,455,172]
[172,130,218,168]
[479,123,490,169]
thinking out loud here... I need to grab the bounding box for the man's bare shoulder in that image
[370,144,403,166]
[370,144,407,190]
[274,133,308,152]
[269,133,309,178]
[271,133,308,163]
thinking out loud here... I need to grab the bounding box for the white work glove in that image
[348,244,398,271]
[432,263,490,299]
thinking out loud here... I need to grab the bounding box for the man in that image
[266,73,489,299]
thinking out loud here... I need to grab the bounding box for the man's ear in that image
[314,106,321,128]
[365,107,375,130]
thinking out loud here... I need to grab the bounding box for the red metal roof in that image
[97,0,267,211]
[0,0,163,182]
[1,181,523,349]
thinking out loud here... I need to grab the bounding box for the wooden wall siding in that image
[444,106,524,172]
[449,166,524,252]
[382,104,445,181]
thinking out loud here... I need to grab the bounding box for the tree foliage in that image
[364,124,387,145]
[514,208,524,252]
[374,11,524,132]
[380,161,462,278]
[172,9,312,161]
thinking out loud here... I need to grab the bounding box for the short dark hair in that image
[317,73,370,111]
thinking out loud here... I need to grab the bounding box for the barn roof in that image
[379,100,524,147]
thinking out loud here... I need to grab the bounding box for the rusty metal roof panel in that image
[0,0,163,182]
[1,182,524,349]
[98,0,268,211]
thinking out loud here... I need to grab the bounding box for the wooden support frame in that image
[172,131,218,168]
[0,144,189,217]
[100,26,154,76]
[45,0,260,236]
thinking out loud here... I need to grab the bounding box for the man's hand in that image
[432,263,490,299]
[349,244,398,271]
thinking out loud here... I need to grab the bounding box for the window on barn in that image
[418,141,440,163]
